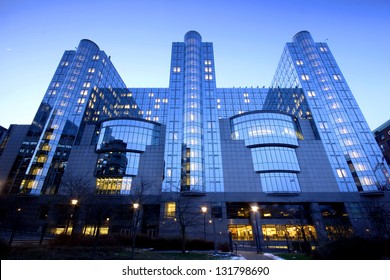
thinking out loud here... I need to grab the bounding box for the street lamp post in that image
[201,206,207,240]
[211,218,217,254]
[251,205,262,253]
[65,199,78,235]
[131,203,140,259]
[70,199,78,235]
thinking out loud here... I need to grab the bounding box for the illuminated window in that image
[32,168,42,175]
[228,225,253,241]
[37,155,48,163]
[83,82,91,88]
[173,67,181,73]
[92,55,100,60]
[307,91,316,97]
[205,74,213,80]
[45,133,55,140]
[296,60,304,66]
[349,151,361,158]
[96,177,132,195]
[42,144,51,151]
[361,177,374,186]
[331,102,340,109]
[355,163,367,171]
[148,92,154,97]
[204,60,212,65]
[262,224,317,241]
[88,68,95,73]
[320,47,328,52]
[165,202,176,218]
[319,122,328,130]
[80,90,88,96]
[344,139,354,146]
[333,74,342,81]
[83,226,108,235]
[166,168,172,178]
[339,128,348,134]
[301,74,309,81]
[336,168,347,178]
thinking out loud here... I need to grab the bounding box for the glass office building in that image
[1,31,389,248]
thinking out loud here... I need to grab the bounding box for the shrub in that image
[0,240,11,259]
[153,238,182,251]
[186,239,214,251]
[313,237,390,260]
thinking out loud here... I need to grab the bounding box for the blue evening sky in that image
[0,0,389,130]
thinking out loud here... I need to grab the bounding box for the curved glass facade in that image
[251,147,300,172]
[231,112,298,147]
[97,119,161,152]
[231,111,301,193]
[95,118,161,194]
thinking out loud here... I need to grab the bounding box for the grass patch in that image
[3,245,229,260]
[274,253,312,260]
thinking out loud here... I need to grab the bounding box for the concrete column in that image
[309,202,328,244]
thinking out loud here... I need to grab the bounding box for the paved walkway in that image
[237,250,282,260]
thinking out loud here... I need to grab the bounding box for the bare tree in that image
[128,178,155,259]
[59,172,95,235]
[363,201,390,239]
[289,205,312,255]
[163,183,204,253]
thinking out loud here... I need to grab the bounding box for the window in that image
[320,46,328,52]
[336,168,347,178]
[37,155,48,163]
[205,74,213,80]
[228,225,253,241]
[307,91,316,97]
[173,67,181,73]
[296,60,304,66]
[333,74,342,81]
[204,60,212,65]
[361,177,374,186]
[301,74,309,81]
[165,202,176,218]
[354,163,367,171]
[343,139,354,146]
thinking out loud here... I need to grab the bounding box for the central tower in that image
[182,31,204,191]
[162,31,224,193]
